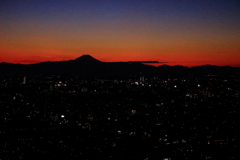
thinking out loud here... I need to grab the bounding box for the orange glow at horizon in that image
[1,1,240,67]
[1,49,239,67]
[1,29,239,67]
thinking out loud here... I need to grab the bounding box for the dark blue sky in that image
[0,0,240,66]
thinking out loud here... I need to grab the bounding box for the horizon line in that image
[0,54,239,68]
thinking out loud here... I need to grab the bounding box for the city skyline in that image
[1,0,240,67]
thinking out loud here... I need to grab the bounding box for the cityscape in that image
[1,1,239,159]
[1,72,239,159]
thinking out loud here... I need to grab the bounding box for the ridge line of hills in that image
[0,55,239,76]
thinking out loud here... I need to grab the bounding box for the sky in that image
[0,0,240,67]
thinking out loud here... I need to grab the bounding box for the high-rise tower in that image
[22,76,26,84]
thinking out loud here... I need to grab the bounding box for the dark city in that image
[0,0,240,159]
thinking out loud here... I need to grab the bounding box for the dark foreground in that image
[1,75,239,159]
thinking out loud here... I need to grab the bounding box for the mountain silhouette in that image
[0,55,239,77]
[74,54,101,64]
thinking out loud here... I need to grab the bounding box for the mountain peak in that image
[74,55,101,63]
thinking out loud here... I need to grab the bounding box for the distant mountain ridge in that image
[0,55,239,76]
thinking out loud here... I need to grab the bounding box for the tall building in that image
[139,72,145,82]
[22,76,26,84]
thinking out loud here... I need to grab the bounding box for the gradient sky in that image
[0,0,240,67]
